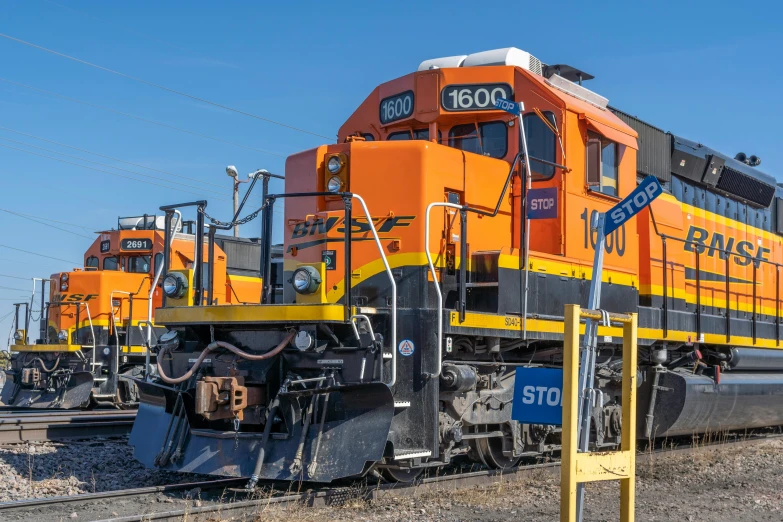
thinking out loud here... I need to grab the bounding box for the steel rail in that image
[0,432,771,522]
[0,410,136,443]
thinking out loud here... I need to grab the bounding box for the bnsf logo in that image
[685,226,770,266]
[53,294,99,303]
[290,216,415,239]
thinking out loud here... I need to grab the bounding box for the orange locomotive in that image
[4,213,262,408]
[129,47,783,483]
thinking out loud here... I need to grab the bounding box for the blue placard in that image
[511,367,564,426]
[527,187,558,219]
[604,175,663,235]
[494,97,520,115]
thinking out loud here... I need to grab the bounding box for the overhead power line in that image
[0,78,287,158]
[0,209,92,231]
[0,142,231,201]
[0,32,333,140]
[42,0,221,59]
[0,125,229,189]
[0,208,92,239]
[0,284,29,292]
[0,244,79,265]
[0,135,229,199]
[0,273,32,281]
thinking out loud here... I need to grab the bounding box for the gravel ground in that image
[1,437,781,521]
[0,438,209,502]
[255,438,783,522]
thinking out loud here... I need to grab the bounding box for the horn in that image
[734,152,747,163]
[748,155,761,167]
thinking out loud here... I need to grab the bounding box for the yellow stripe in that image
[12,344,83,353]
[450,311,783,350]
[155,303,346,324]
[641,283,779,316]
[228,274,262,283]
[682,202,781,244]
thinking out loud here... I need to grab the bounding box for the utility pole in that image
[225,165,246,237]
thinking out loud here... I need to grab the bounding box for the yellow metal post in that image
[620,313,638,522]
[560,306,637,522]
[560,304,580,522]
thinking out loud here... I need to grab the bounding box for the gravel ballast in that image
[0,439,208,502]
[0,437,781,520]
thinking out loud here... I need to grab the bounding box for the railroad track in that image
[0,432,779,522]
[0,409,136,443]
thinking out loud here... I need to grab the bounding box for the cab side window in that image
[448,121,507,159]
[586,131,618,197]
[523,112,556,178]
[103,256,119,270]
[154,253,164,276]
[128,256,151,274]
[85,256,99,270]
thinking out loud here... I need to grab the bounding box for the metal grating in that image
[716,166,775,208]
[609,107,671,182]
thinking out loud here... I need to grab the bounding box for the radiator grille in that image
[716,166,775,207]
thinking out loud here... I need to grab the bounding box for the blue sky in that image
[1,0,781,342]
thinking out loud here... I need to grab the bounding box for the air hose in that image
[157,331,295,384]
[33,357,60,373]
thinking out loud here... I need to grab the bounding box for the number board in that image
[379,91,414,124]
[441,83,513,112]
[100,240,111,253]
[120,238,153,251]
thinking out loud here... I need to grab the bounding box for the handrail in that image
[649,206,778,345]
[258,191,398,387]
[425,201,463,379]
[353,194,397,387]
[350,314,376,343]
[147,210,181,379]
[110,290,131,377]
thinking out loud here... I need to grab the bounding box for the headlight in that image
[163,272,188,299]
[291,266,322,295]
[61,273,69,282]
[13,331,22,341]
[327,176,342,193]
[326,156,343,174]
[60,273,69,291]
[58,330,69,342]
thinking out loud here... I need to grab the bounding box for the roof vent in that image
[417,47,543,75]
[545,74,608,109]
[462,48,543,75]
[417,55,467,71]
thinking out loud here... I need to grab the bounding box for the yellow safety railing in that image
[561,304,638,522]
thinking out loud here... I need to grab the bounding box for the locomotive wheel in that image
[380,466,423,483]
[471,425,522,470]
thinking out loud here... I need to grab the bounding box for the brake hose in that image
[157,331,295,384]
[33,357,60,373]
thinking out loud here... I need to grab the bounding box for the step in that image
[383,352,393,360]
[394,401,411,409]
[465,282,499,288]
[394,449,432,460]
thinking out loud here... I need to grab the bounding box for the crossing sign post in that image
[573,175,662,522]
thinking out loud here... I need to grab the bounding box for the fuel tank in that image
[640,369,783,438]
